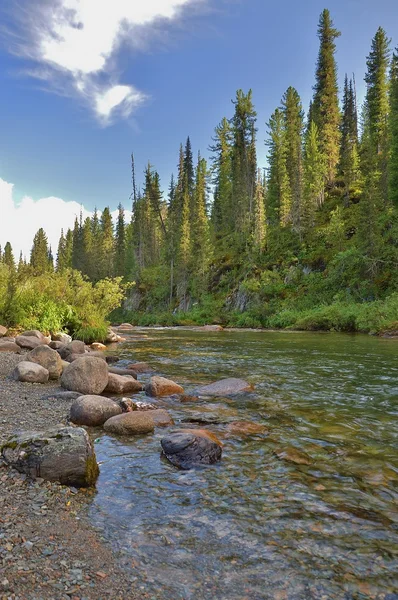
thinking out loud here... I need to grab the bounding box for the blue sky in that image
[0,0,397,256]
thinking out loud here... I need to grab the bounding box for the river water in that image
[89,328,398,599]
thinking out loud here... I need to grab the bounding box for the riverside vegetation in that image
[1,9,398,335]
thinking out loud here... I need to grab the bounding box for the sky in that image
[0,0,397,258]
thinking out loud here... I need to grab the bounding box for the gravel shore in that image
[0,352,142,600]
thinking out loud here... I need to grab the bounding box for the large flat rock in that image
[193,378,253,397]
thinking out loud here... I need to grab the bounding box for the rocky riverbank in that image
[0,352,141,600]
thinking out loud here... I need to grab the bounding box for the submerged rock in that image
[127,362,154,374]
[203,325,224,331]
[161,429,222,469]
[1,425,99,487]
[61,356,109,395]
[108,366,138,379]
[150,409,174,427]
[103,412,155,435]
[145,376,184,397]
[226,421,268,436]
[104,373,143,394]
[12,361,49,384]
[70,395,122,427]
[27,345,63,380]
[274,447,311,465]
[193,378,253,397]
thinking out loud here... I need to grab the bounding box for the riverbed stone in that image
[21,330,51,344]
[49,341,65,350]
[193,378,253,397]
[103,412,155,435]
[91,342,107,351]
[12,361,49,383]
[118,323,134,330]
[0,340,20,353]
[105,328,118,343]
[108,366,138,379]
[61,356,109,395]
[145,376,184,397]
[58,340,86,360]
[1,425,99,487]
[27,345,63,380]
[203,325,224,331]
[15,335,45,350]
[150,409,174,427]
[52,332,73,344]
[274,447,311,465]
[226,421,268,436]
[104,373,143,394]
[161,429,222,469]
[70,395,123,427]
[0,325,7,337]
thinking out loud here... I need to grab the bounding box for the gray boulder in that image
[161,429,222,469]
[58,340,86,360]
[105,328,118,343]
[103,411,154,435]
[49,341,65,350]
[1,426,99,487]
[70,395,122,427]
[21,330,50,344]
[15,335,45,350]
[105,373,143,394]
[150,409,174,427]
[61,356,109,395]
[127,362,154,374]
[0,325,7,337]
[12,361,49,384]
[108,366,138,379]
[27,345,63,380]
[145,376,184,397]
[52,332,72,344]
[193,378,253,397]
[0,340,20,353]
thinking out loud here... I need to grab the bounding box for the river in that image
[89,328,398,599]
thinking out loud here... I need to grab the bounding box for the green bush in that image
[72,324,109,344]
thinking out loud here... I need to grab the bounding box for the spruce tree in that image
[312,9,341,185]
[56,229,67,272]
[72,216,83,271]
[389,49,398,206]
[30,228,50,275]
[99,207,115,279]
[303,121,326,230]
[252,169,266,251]
[190,154,210,293]
[266,108,290,226]
[81,217,94,278]
[3,242,15,271]
[281,87,304,234]
[363,27,391,204]
[209,117,233,243]
[340,75,360,201]
[115,204,126,277]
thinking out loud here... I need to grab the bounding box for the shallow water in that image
[89,329,398,599]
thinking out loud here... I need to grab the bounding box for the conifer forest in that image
[1,9,398,336]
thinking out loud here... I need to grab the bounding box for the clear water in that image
[89,329,398,599]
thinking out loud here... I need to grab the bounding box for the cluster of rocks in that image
[0,323,264,489]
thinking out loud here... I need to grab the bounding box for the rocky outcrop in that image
[61,356,109,395]
[145,376,184,397]
[15,335,45,350]
[104,373,143,394]
[1,426,99,487]
[0,325,8,337]
[193,378,253,397]
[103,412,155,435]
[27,345,63,380]
[12,361,49,384]
[0,340,20,353]
[70,395,122,427]
[161,429,222,469]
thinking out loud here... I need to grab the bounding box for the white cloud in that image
[0,177,131,260]
[6,0,203,124]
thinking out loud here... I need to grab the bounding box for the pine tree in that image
[48,247,54,272]
[3,242,15,271]
[252,169,266,251]
[56,229,67,272]
[281,87,304,234]
[81,217,94,278]
[31,229,51,275]
[72,215,83,271]
[190,154,210,293]
[363,27,391,204]
[312,9,341,185]
[98,207,114,279]
[230,89,257,245]
[303,120,326,229]
[64,229,74,270]
[114,204,126,277]
[389,49,398,206]
[209,117,233,243]
[266,108,290,226]
[340,75,360,201]
[183,137,195,202]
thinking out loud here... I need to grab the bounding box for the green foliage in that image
[72,324,109,344]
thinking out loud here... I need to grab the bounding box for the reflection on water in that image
[89,329,398,599]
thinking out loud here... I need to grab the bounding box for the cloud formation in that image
[5,0,201,124]
[0,177,130,260]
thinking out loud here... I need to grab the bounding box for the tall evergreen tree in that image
[209,117,233,243]
[81,217,94,278]
[3,242,15,270]
[98,207,115,279]
[72,215,83,271]
[312,9,341,185]
[115,204,126,277]
[190,154,210,292]
[340,75,360,201]
[388,49,398,206]
[281,87,304,234]
[303,121,326,230]
[266,108,290,226]
[252,169,266,251]
[30,228,51,275]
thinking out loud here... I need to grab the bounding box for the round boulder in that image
[1,426,99,487]
[61,356,109,395]
[70,395,122,427]
[103,412,155,435]
[27,345,63,380]
[105,373,143,394]
[12,361,49,383]
[145,376,184,397]
[150,409,174,427]
[21,330,50,343]
[161,429,222,469]
[0,341,20,353]
[52,332,72,344]
[15,335,45,350]
[91,342,107,351]
[58,340,86,360]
